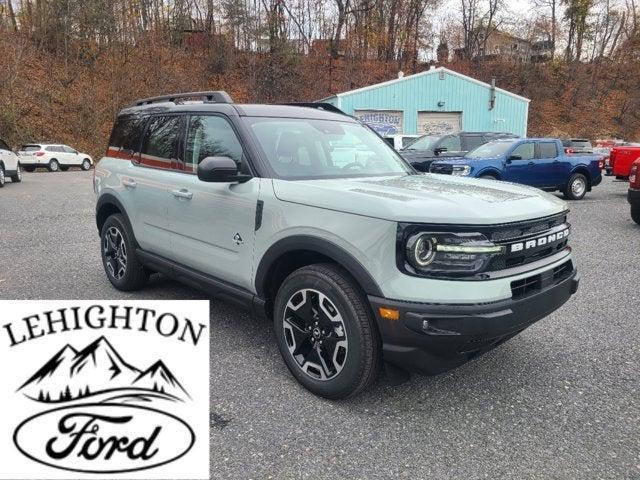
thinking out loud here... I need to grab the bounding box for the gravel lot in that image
[1,171,639,479]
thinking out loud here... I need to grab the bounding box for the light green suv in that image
[95,92,579,399]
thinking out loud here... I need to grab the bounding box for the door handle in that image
[528,161,535,166]
[171,188,193,200]
[122,178,137,188]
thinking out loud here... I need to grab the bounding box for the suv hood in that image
[272,174,567,224]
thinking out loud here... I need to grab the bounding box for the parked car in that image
[18,143,93,172]
[400,131,519,172]
[628,159,640,225]
[0,138,22,187]
[95,91,579,399]
[429,138,602,200]
[610,144,640,179]
[561,138,593,154]
[593,146,613,175]
[382,134,419,151]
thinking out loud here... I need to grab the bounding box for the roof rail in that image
[132,91,233,107]
[284,102,348,116]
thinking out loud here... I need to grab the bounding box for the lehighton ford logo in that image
[0,301,210,480]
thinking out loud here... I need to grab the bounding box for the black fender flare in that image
[254,235,384,298]
[95,193,135,238]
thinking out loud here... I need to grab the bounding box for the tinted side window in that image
[464,135,485,151]
[185,115,242,173]
[63,146,76,153]
[140,115,183,168]
[538,142,558,159]
[440,135,461,151]
[108,114,147,157]
[511,143,535,160]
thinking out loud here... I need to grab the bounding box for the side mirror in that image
[507,154,522,162]
[197,156,250,183]
[434,147,448,155]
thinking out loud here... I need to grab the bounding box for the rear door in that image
[122,114,184,259]
[530,141,563,187]
[165,114,259,289]
[504,141,535,183]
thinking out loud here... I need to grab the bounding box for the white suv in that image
[18,143,93,172]
[0,138,22,187]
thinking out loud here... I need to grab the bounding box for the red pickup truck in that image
[629,159,640,225]
[610,144,640,178]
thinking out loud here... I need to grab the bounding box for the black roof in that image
[118,91,354,122]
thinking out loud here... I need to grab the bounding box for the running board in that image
[135,249,267,317]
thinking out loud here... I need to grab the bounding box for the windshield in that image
[465,140,516,159]
[247,118,413,179]
[404,135,439,151]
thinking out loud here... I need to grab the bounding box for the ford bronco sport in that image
[94,91,579,399]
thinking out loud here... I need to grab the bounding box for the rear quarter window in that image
[109,114,147,153]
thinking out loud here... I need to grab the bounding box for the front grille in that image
[511,259,573,299]
[430,164,453,175]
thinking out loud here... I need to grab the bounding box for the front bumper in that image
[628,188,640,205]
[369,266,579,375]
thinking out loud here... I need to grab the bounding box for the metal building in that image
[320,67,530,137]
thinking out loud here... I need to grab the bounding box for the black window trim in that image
[180,112,255,177]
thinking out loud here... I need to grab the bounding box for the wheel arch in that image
[95,193,134,238]
[570,166,592,189]
[476,168,501,179]
[255,235,384,309]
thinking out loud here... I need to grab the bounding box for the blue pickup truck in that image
[429,138,603,200]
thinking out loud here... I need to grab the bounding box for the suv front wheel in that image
[273,264,381,399]
[100,214,149,291]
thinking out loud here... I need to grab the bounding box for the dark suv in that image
[400,131,519,172]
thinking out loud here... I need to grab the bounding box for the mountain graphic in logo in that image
[18,336,189,403]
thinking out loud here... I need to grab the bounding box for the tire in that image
[48,159,60,172]
[100,214,149,291]
[10,163,22,183]
[0,164,5,188]
[273,264,381,399]
[480,174,497,180]
[81,158,91,170]
[23,166,35,172]
[563,173,588,200]
[632,204,640,225]
[60,166,69,172]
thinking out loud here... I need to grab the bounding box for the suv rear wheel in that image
[0,164,5,187]
[273,264,381,399]
[100,214,149,291]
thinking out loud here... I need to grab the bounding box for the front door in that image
[504,142,535,184]
[166,114,259,290]
[62,146,80,165]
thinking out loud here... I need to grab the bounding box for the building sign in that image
[417,112,462,136]
[354,110,404,135]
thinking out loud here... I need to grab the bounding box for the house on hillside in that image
[319,66,530,137]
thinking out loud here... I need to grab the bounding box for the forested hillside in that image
[1,0,640,157]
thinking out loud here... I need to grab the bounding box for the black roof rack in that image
[284,102,348,116]
[132,91,233,107]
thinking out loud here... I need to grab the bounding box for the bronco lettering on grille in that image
[510,228,570,253]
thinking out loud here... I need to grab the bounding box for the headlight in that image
[451,165,471,176]
[405,232,504,277]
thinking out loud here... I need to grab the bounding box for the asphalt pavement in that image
[0,171,638,479]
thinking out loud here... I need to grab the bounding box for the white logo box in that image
[0,300,210,480]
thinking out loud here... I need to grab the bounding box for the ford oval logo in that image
[13,403,195,474]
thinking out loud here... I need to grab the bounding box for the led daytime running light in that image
[436,244,505,254]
